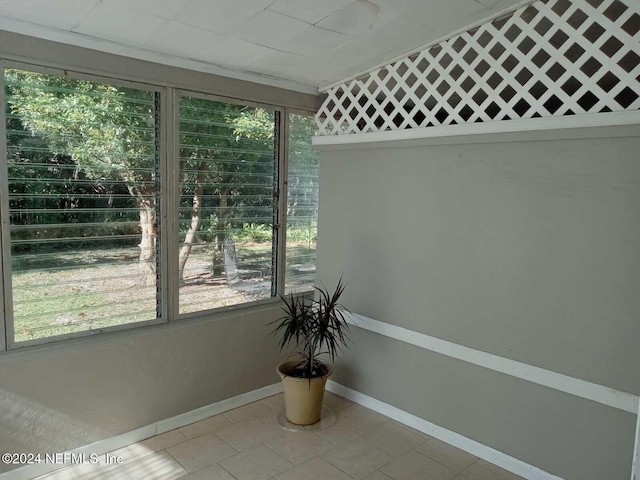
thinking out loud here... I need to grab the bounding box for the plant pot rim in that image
[277,359,333,382]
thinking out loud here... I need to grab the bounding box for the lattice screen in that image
[315,0,640,135]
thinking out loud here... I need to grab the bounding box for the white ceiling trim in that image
[318,0,537,93]
[0,16,319,95]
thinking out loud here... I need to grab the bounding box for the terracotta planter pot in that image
[277,360,333,425]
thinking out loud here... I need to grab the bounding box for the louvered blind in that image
[4,68,160,343]
[285,113,318,294]
[178,96,276,314]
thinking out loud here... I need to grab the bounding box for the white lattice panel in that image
[316,0,640,135]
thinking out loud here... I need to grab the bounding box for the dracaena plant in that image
[271,279,350,379]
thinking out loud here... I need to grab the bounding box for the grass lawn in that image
[11,241,316,343]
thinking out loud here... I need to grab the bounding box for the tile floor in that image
[34,392,524,480]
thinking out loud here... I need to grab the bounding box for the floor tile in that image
[33,468,75,480]
[219,445,293,480]
[415,438,478,472]
[343,404,390,428]
[178,463,236,479]
[179,414,234,439]
[32,394,526,480]
[389,421,433,440]
[314,415,370,445]
[381,450,457,480]
[322,438,393,479]
[216,417,285,452]
[473,460,525,480]
[166,432,237,472]
[360,422,426,458]
[128,430,188,458]
[66,459,116,480]
[361,472,394,480]
[322,391,353,413]
[261,393,285,411]
[223,400,277,425]
[68,468,115,480]
[266,431,335,464]
[103,446,137,471]
[454,463,518,480]
[109,452,186,480]
[275,456,352,480]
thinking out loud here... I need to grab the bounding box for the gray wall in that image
[316,130,640,480]
[0,305,283,474]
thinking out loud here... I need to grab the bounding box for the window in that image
[285,113,319,294]
[3,68,161,345]
[0,63,319,348]
[177,95,277,314]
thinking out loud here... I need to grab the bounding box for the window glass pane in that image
[178,96,275,314]
[285,113,318,294]
[4,68,160,343]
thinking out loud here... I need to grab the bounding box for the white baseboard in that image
[0,382,283,480]
[327,380,564,480]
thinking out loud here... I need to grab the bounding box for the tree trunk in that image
[178,168,205,282]
[138,196,156,287]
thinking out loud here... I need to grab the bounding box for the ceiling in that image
[0,0,527,93]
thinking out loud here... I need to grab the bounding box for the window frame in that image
[173,88,286,319]
[0,60,318,351]
[0,60,168,349]
[283,109,321,295]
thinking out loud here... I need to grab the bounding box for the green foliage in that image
[286,223,317,243]
[5,69,155,186]
[270,279,350,379]
[232,223,272,243]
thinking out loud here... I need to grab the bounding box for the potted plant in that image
[270,279,350,425]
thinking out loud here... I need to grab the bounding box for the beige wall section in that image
[316,131,640,480]
[0,305,283,475]
[0,30,318,111]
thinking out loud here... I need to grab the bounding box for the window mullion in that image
[276,110,290,298]
[164,88,179,321]
[0,63,14,350]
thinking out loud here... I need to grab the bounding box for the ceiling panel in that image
[233,10,311,49]
[410,0,488,31]
[141,21,226,58]
[363,18,435,52]
[0,0,99,30]
[317,1,380,37]
[281,26,350,56]
[73,3,167,45]
[104,0,190,20]
[0,0,530,91]
[177,0,272,35]
[267,0,354,24]
[248,51,354,86]
[194,37,277,67]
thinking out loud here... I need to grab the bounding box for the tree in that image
[6,70,279,287]
[178,98,275,281]
[6,69,159,283]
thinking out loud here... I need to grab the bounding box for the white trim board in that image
[312,111,640,149]
[327,381,564,480]
[0,383,283,480]
[345,313,639,414]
